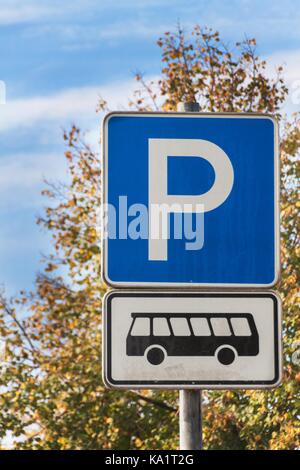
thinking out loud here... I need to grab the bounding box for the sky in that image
[0,0,299,295]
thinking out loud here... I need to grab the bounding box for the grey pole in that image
[177,102,200,113]
[177,100,203,451]
[179,389,202,450]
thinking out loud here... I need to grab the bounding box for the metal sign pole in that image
[177,101,203,451]
[179,389,202,450]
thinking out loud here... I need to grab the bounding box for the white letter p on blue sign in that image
[148,138,234,261]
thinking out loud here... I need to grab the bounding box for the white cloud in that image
[0,1,60,25]
[266,49,300,84]
[0,86,99,132]
[23,20,171,49]
[0,85,111,132]
[0,0,97,25]
[0,77,160,133]
[264,48,300,113]
[0,0,175,26]
[0,151,68,210]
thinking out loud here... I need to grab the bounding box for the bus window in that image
[231,317,251,336]
[153,317,171,336]
[170,317,191,336]
[131,317,150,336]
[190,318,211,336]
[210,318,231,336]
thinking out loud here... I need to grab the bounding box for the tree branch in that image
[0,297,39,358]
[130,390,177,413]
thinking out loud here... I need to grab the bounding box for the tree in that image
[0,26,299,450]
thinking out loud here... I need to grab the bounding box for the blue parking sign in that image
[102,112,279,287]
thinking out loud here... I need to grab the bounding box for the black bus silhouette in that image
[126,312,259,366]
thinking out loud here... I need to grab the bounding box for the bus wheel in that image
[146,347,165,365]
[216,346,236,365]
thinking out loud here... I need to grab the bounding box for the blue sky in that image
[0,0,299,295]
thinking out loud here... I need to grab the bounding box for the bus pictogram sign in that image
[103,291,282,389]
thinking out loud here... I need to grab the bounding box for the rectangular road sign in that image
[103,291,282,389]
[102,112,279,288]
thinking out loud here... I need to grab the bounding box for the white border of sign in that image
[102,290,282,390]
[102,112,280,288]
